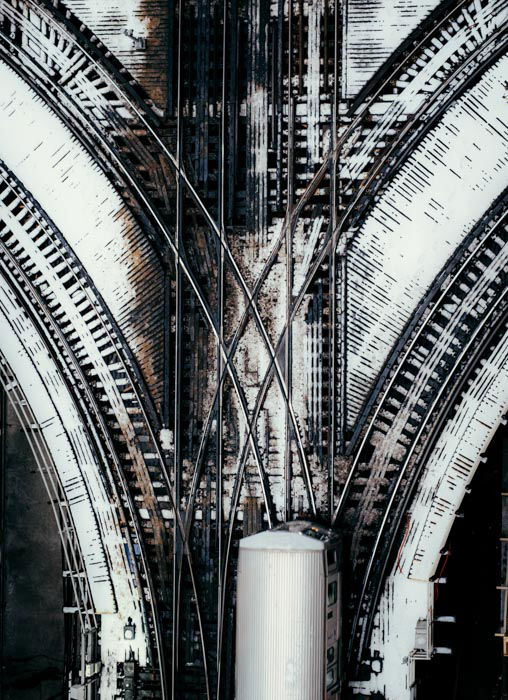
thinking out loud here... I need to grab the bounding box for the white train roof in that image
[239,519,342,551]
[240,530,325,552]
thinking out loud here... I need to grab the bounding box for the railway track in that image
[208,14,508,684]
[204,17,508,545]
[0,163,200,695]
[0,355,96,687]
[291,0,507,317]
[0,0,304,444]
[350,308,508,674]
[0,0,502,530]
[0,7,290,688]
[130,4,507,688]
[13,0,310,485]
[229,0,505,310]
[184,3,504,486]
[331,200,508,669]
[180,0,507,500]
[0,5,326,692]
[0,0,506,695]
[0,354,97,632]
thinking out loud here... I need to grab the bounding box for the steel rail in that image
[349,296,508,669]
[0,365,98,695]
[0,234,169,687]
[0,0,488,532]
[0,0,504,672]
[10,0,504,688]
[12,0,507,691]
[35,2,505,484]
[349,233,508,545]
[170,0,194,693]
[210,0,483,344]
[357,320,508,671]
[0,241,163,631]
[26,0,310,496]
[289,25,507,329]
[271,30,508,400]
[205,28,508,545]
[329,0,340,512]
[0,3,305,527]
[0,19,272,693]
[0,14,281,528]
[172,15,508,655]
[176,2,506,529]
[0,356,98,633]
[0,165,217,695]
[215,0,228,692]
[328,209,508,661]
[0,156,178,658]
[0,26,276,532]
[284,0,295,522]
[216,201,507,674]
[345,192,507,455]
[332,209,508,525]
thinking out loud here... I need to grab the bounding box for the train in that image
[235,520,342,699]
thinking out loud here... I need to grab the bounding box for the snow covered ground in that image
[347,54,508,429]
[343,0,441,99]
[0,58,164,401]
[63,0,168,110]
[0,277,149,696]
[353,327,508,699]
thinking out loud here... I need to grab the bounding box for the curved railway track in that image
[0,11,286,688]
[168,4,508,686]
[228,0,507,316]
[0,354,101,687]
[2,0,502,523]
[0,0,314,524]
[331,200,508,669]
[12,0,314,500]
[350,308,508,674]
[0,4,275,690]
[176,0,507,527]
[0,354,98,632]
[0,0,502,541]
[173,0,507,531]
[0,0,506,694]
[289,0,507,317]
[215,16,508,585]
[0,163,212,696]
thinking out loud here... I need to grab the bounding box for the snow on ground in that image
[0,275,116,613]
[344,0,506,181]
[343,0,440,99]
[0,58,164,400]
[63,0,168,110]
[353,327,508,699]
[0,59,133,318]
[347,55,508,429]
[0,275,149,695]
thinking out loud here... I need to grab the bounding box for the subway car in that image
[235,521,342,699]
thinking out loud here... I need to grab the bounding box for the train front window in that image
[327,644,335,664]
[328,580,337,606]
[327,549,336,568]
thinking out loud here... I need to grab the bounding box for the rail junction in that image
[0,0,507,698]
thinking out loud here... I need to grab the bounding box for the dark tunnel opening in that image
[415,425,508,700]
